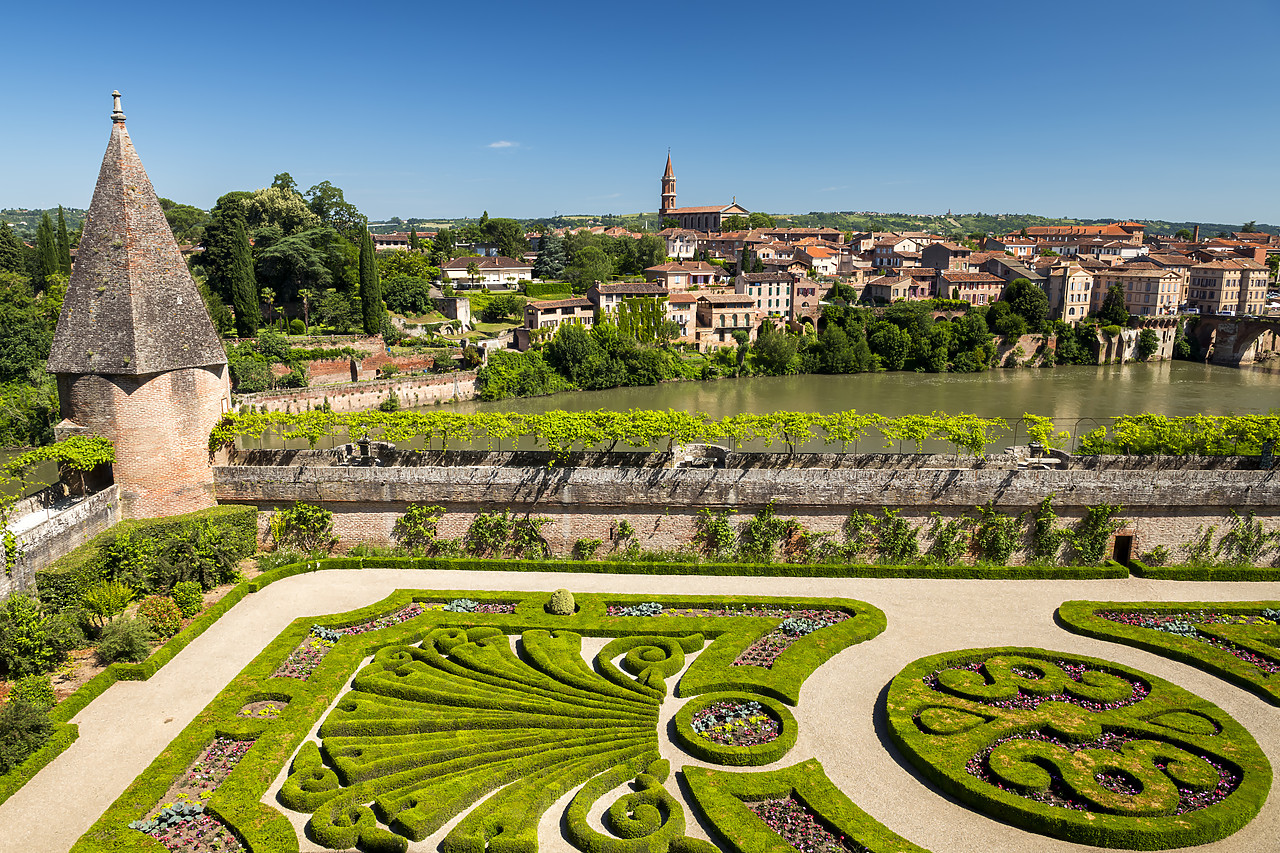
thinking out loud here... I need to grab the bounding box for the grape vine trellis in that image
[210,409,1014,457]
[212,410,1280,459]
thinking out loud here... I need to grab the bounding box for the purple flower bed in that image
[732,611,849,669]
[966,729,1240,815]
[1098,609,1280,675]
[340,603,426,635]
[747,794,868,853]
[272,633,335,680]
[691,699,780,746]
[924,660,1149,712]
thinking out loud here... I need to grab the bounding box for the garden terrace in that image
[5,565,1280,853]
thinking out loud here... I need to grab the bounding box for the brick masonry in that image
[213,453,1280,561]
[61,367,231,519]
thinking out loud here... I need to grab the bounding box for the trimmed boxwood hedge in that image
[885,646,1271,850]
[1128,560,1280,582]
[34,504,258,610]
[1058,600,1280,706]
[69,585,881,852]
[683,759,930,853]
[672,692,797,766]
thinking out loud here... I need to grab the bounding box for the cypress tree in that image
[409,227,419,251]
[229,219,260,338]
[0,222,24,273]
[36,213,58,281]
[55,206,72,274]
[359,228,385,335]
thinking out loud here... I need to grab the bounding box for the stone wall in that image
[236,371,479,414]
[1,485,121,598]
[213,455,1280,561]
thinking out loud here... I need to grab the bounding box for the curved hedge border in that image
[69,584,880,852]
[885,646,1271,850]
[683,758,930,853]
[1058,600,1280,706]
[673,692,797,766]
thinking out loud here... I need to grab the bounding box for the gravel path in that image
[3,570,1279,853]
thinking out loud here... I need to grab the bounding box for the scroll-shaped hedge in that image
[1058,600,1280,706]
[885,647,1271,849]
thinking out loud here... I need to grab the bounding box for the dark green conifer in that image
[0,222,24,273]
[36,213,58,281]
[55,206,72,274]
[229,219,260,338]
[359,228,385,334]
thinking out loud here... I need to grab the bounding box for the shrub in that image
[1140,545,1171,567]
[572,538,602,560]
[270,503,337,554]
[547,589,575,615]
[9,674,55,711]
[392,504,447,554]
[255,549,306,572]
[95,616,154,664]
[98,528,154,588]
[289,318,305,335]
[464,510,511,558]
[0,594,64,678]
[971,504,1020,564]
[0,700,53,776]
[136,596,182,637]
[80,580,135,631]
[171,582,204,618]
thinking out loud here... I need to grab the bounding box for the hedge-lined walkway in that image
[4,570,1280,853]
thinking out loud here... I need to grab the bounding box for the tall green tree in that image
[408,227,420,251]
[532,232,566,280]
[0,223,24,274]
[35,214,58,283]
[482,218,527,260]
[1098,283,1129,325]
[55,207,72,275]
[359,229,385,334]
[1002,278,1049,332]
[229,220,260,338]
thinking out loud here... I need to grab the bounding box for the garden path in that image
[3,570,1279,853]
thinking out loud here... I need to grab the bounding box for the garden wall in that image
[235,371,479,414]
[1,484,121,598]
[211,457,1280,561]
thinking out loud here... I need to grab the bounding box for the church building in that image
[657,153,749,232]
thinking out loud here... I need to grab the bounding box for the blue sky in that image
[6,0,1278,224]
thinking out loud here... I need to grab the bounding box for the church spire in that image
[48,91,226,376]
[660,151,677,218]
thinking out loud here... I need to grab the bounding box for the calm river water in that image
[437,361,1280,422]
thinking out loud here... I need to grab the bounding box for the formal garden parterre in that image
[68,580,896,853]
[885,647,1272,849]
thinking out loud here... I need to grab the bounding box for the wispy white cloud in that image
[820,185,849,192]
[487,140,519,149]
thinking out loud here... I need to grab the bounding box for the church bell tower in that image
[660,151,676,219]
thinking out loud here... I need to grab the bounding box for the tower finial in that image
[111,90,125,123]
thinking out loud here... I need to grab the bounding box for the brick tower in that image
[47,92,231,519]
[660,151,676,220]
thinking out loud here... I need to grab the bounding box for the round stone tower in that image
[47,92,231,519]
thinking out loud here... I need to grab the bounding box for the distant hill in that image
[1,208,87,240]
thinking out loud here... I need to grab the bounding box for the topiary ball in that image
[546,589,575,616]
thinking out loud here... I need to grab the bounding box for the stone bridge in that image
[1192,314,1280,366]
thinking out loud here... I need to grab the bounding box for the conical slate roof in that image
[47,93,226,376]
[663,152,675,179]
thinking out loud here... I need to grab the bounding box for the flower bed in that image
[604,603,849,670]
[673,692,797,766]
[271,632,335,680]
[886,646,1271,849]
[128,737,255,852]
[747,795,869,853]
[1058,600,1280,706]
[693,699,779,746]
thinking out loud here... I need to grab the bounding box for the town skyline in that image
[6,0,1279,224]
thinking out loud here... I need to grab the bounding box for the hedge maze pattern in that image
[886,647,1272,850]
[1058,600,1280,705]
